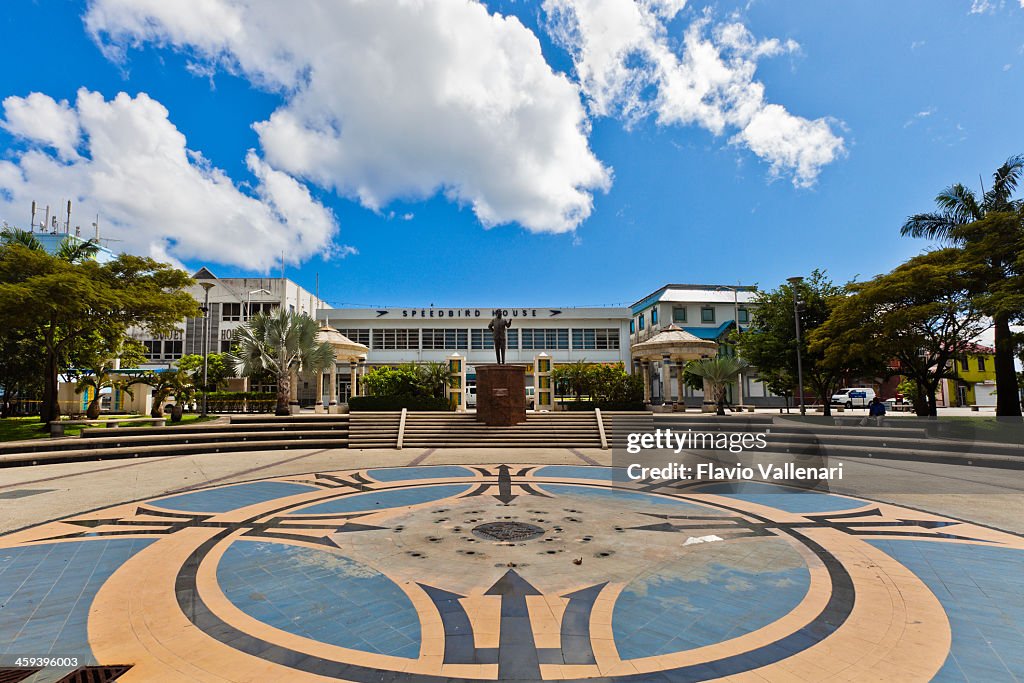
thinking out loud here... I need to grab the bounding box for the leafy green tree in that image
[901,154,1024,416]
[362,365,423,398]
[0,246,198,423]
[138,368,195,420]
[229,309,335,415]
[811,249,986,416]
[683,357,749,415]
[70,337,147,419]
[414,362,452,399]
[735,270,865,416]
[0,329,43,417]
[552,360,593,402]
[178,353,232,393]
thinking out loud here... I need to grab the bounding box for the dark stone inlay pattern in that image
[471,521,545,543]
[0,488,53,499]
[171,480,858,682]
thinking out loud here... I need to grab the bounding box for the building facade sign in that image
[374,308,562,319]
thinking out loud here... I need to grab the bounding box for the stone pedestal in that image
[476,364,527,426]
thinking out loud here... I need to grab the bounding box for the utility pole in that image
[787,277,805,416]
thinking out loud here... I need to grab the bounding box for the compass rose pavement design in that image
[1,464,1023,682]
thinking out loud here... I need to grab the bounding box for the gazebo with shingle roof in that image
[630,324,718,406]
[316,324,369,412]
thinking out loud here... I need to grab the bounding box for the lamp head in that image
[786,276,804,285]
[199,282,216,293]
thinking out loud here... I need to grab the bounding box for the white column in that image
[328,362,338,413]
[315,369,325,413]
[641,361,651,405]
[662,354,672,405]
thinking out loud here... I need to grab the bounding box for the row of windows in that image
[142,339,183,360]
[631,306,749,334]
[222,302,279,322]
[351,328,620,351]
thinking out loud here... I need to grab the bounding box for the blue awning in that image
[682,321,742,340]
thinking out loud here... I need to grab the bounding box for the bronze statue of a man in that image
[488,309,512,364]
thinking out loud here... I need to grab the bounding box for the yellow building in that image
[953,344,997,407]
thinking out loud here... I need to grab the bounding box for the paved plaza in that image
[1,447,1023,682]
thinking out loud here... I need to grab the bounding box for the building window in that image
[977,356,986,372]
[701,306,715,323]
[247,302,277,319]
[222,303,242,322]
[672,307,686,323]
[164,340,183,360]
[220,340,233,353]
[372,328,419,350]
[738,308,749,324]
[651,308,658,325]
[507,329,519,350]
[630,320,635,334]
[638,315,645,331]
[572,328,621,350]
[337,329,370,347]
[471,329,494,350]
[520,328,569,350]
[421,329,468,350]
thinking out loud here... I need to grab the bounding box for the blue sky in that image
[1,0,1022,308]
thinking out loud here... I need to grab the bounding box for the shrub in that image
[348,395,450,411]
[563,400,646,411]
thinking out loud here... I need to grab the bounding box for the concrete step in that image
[0,438,349,468]
[0,429,348,455]
[78,422,348,438]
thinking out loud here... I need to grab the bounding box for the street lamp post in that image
[200,282,216,417]
[246,288,273,320]
[718,285,745,407]
[786,276,805,416]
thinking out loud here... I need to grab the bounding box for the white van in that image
[831,387,876,408]
[466,385,477,408]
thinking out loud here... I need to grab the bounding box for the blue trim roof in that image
[682,321,740,340]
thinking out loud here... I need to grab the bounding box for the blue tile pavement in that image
[695,482,868,513]
[0,539,154,664]
[151,481,319,513]
[217,540,421,658]
[292,484,472,515]
[869,540,1024,682]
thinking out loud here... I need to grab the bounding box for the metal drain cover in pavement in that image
[472,521,545,542]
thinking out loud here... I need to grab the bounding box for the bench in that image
[970,405,979,412]
[49,417,167,436]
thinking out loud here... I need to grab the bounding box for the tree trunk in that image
[170,404,184,422]
[41,351,60,424]
[86,397,102,419]
[276,370,291,416]
[993,313,1023,417]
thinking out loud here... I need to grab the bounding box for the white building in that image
[629,284,776,406]
[320,306,630,402]
[131,267,327,371]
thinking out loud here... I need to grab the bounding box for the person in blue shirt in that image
[868,397,887,417]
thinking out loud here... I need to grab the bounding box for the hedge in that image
[348,395,451,411]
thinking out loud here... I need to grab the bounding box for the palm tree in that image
[138,369,195,420]
[1,227,44,251]
[901,154,1024,417]
[1,227,100,264]
[56,238,101,264]
[229,309,335,415]
[75,368,135,419]
[684,357,749,415]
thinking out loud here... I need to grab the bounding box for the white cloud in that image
[970,0,994,13]
[1,93,81,160]
[0,89,339,270]
[85,0,611,234]
[543,1,844,187]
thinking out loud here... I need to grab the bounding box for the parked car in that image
[830,387,876,408]
[526,386,535,409]
[466,385,477,408]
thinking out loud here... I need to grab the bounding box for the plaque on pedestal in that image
[475,364,527,426]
